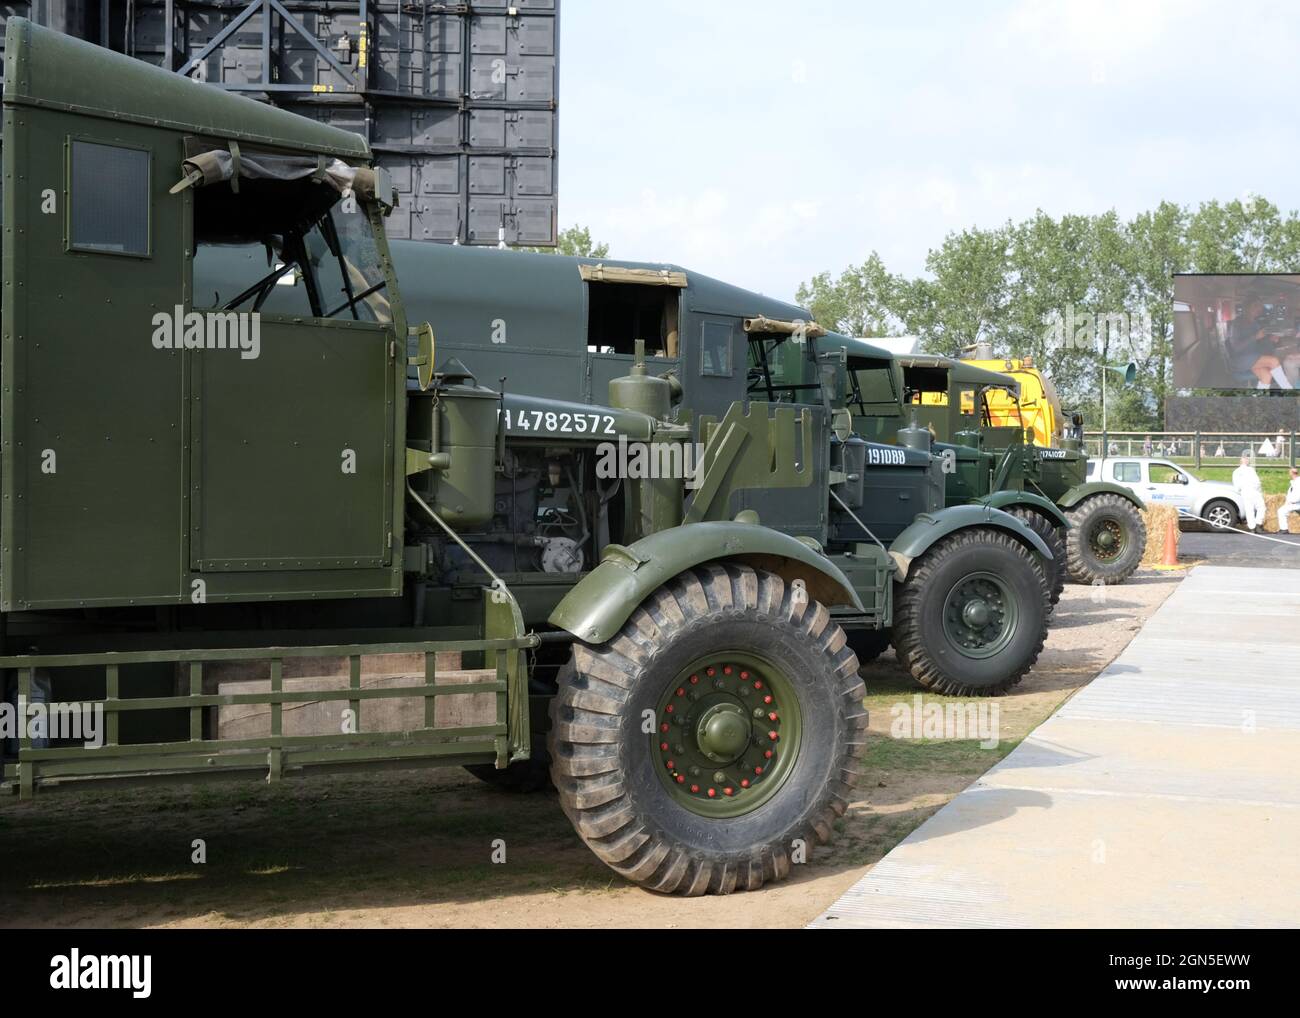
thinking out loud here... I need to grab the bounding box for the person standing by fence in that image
[1278,467,1300,534]
[1234,453,1267,533]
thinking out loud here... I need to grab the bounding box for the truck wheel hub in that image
[1092,520,1123,558]
[943,572,1018,659]
[962,599,992,628]
[652,656,803,818]
[697,704,750,762]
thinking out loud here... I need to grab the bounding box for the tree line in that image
[795,198,1300,431]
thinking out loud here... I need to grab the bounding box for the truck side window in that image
[700,321,734,377]
[69,140,149,256]
[1114,462,1140,483]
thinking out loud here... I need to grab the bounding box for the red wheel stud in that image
[723,787,734,796]
[707,788,716,798]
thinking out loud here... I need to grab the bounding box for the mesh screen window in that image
[70,141,149,255]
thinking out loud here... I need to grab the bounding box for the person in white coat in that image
[1277,466,1300,533]
[1233,453,1266,533]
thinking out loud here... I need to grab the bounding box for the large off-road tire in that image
[549,563,867,895]
[1008,507,1066,610]
[845,627,892,666]
[1064,493,1146,584]
[892,527,1049,697]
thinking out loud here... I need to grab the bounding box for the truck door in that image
[186,163,399,600]
[1145,460,1195,511]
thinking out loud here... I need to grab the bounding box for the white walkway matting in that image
[811,566,1300,928]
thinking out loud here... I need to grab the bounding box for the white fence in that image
[1083,431,1297,466]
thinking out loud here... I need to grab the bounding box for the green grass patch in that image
[865,734,1019,773]
[1171,461,1292,493]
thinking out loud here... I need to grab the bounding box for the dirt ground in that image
[0,570,1181,929]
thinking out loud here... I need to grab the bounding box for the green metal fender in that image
[973,490,1070,530]
[548,521,865,644]
[1056,481,1145,511]
[888,504,1054,581]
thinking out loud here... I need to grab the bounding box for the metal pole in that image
[1101,365,1107,455]
[164,0,174,71]
[262,0,271,90]
[1195,429,1201,469]
[1102,364,1108,434]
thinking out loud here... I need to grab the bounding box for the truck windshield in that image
[847,359,900,415]
[192,174,390,324]
[746,335,823,402]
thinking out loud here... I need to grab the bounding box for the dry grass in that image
[1141,505,1181,566]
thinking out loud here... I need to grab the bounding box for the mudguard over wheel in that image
[1008,507,1065,610]
[845,627,892,666]
[549,563,867,895]
[1064,493,1145,584]
[892,527,1049,696]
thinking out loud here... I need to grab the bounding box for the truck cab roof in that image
[4,17,369,162]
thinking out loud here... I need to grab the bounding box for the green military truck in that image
[845,348,1146,586]
[356,242,1058,696]
[0,18,877,895]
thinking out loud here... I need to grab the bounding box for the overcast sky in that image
[556,0,1296,303]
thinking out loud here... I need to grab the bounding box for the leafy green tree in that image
[794,253,903,337]
[527,224,610,258]
[794,196,1300,433]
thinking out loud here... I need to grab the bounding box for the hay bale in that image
[1140,505,1181,567]
[1263,493,1300,533]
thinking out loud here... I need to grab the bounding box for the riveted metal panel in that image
[105,1,559,247]
[3,3,558,247]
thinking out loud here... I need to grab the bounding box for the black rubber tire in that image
[1008,508,1066,610]
[549,563,867,895]
[1202,498,1238,531]
[1064,493,1146,584]
[845,627,892,665]
[892,527,1049,697]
